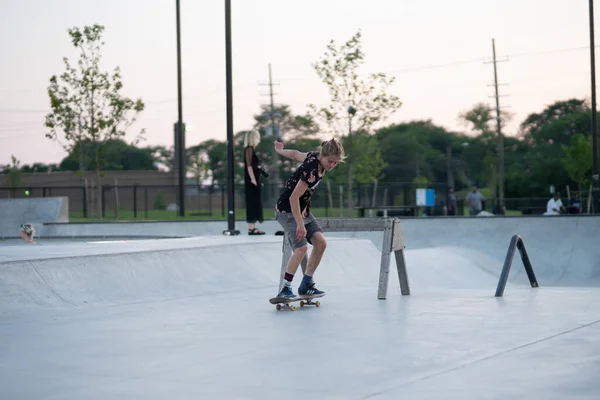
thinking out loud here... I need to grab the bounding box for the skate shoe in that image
[298,282,325,296]
[277,286,297,299]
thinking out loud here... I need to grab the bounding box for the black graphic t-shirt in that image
[276,151,324,215]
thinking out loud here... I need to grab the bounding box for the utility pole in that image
[260,63,281,202]
[485,39,509,214]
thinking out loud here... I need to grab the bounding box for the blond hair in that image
[244,130,261,148]
[319,138,346,161]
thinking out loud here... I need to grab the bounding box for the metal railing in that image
[0,182,450,219]
[495,235,539,297]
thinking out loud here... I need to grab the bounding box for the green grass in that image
[505,209,522,216]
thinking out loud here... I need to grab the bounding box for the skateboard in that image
[269,293,325,311]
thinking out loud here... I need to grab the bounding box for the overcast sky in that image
[0,0,596,166]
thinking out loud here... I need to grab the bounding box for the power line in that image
[510,45,594,58]
[0,44,598,118]
[382,57,485,75]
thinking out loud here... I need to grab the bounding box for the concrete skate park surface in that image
[1,216,599,399]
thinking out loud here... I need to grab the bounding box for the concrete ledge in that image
[0,197,68,238]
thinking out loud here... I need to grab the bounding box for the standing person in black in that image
[244,130,265,235]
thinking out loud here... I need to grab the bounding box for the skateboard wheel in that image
[276,304,281,311]
[300,301,305,307]
[315,301,320,307]
[290,305,296,311]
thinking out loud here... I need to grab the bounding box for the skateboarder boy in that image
[273,138,345,299]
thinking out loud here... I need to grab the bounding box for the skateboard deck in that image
[269,293,325,311]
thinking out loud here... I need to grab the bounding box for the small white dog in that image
[19,224,36,243]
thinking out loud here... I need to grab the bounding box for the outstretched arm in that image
[274,141,307,162]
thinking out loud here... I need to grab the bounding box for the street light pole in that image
[223,0,239,235]
[175,0,185,217]
[589,0,599,213]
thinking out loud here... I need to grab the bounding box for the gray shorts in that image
[275,211,323,250]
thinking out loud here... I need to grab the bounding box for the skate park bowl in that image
[0,215,599,399]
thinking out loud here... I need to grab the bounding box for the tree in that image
[188,149,209,187]
[3,155,23,198]
[514,99,595,197]
[148,145,174,171]
[562,134,593,189]
[253,104,321,200]
[458,103,511,196]
[376,120,465,183]
[253,104,319,141]
[374,120,470,207]
[310,30,401,214]
[459,102,495,135]
[346,133,386,185]
[45,24,145,217]
[519,99,588,143]
[19,163,60,173]
[459,102,513,135]
[194,139,227,186]
[59,139,157,171]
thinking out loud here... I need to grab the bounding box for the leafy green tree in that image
[45,24,145,217]
[519,99,588,143]
[3,155,23,198]
[188,150,209,187]
[19,163,60,173]
[254,104,321,198]
[376,120,463,184]
[515,99,595,197]
[459,102,495,135]
[59,139,157,171]
[188,139,227,186]
[562,134,593,188]
[373,120,469,207]
[349,133,386,185]
[458,103,505,193]
[310,30,401,214]
[253,104,319,141]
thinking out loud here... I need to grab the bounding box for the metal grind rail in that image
[495,234,539,297]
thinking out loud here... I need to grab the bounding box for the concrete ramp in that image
[418,216,600,287]
[332,216,600,288]
[3,215,600,315]
[0,238,393,314]
[0,197,68,238]
[1,219,600,399]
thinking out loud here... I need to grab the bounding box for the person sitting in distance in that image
[544,192,565,216]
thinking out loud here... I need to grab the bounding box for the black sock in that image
[284,273,294,287]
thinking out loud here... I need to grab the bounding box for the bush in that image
[153,191,167,210]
